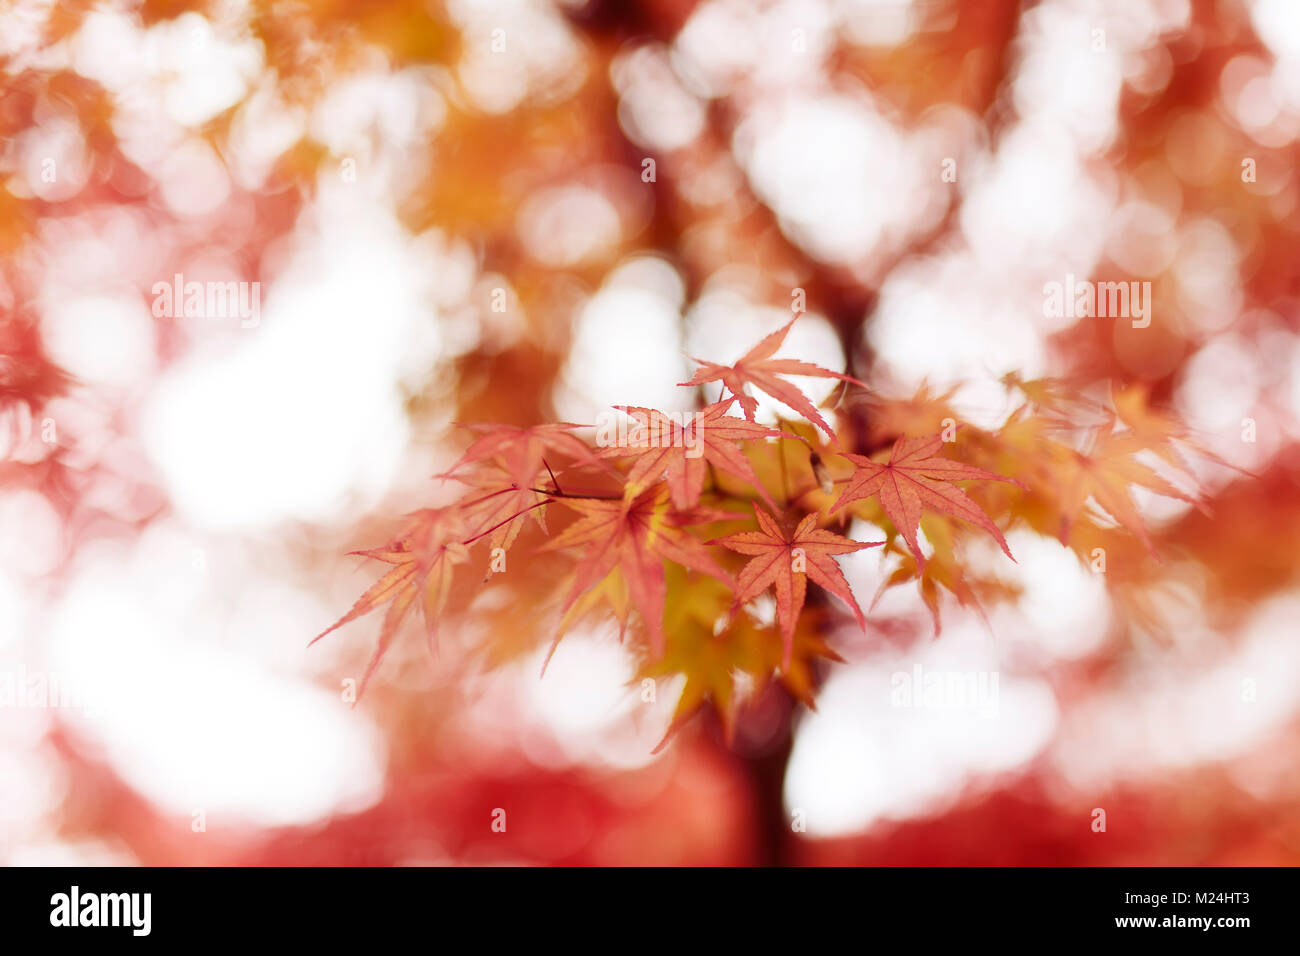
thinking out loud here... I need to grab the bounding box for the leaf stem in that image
[526,486,622,500]
[542,457,563,495]
[776,418,791,506]
[461,499,553,546]
[455,485,522,510]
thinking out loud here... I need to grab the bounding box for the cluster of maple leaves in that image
[316,318,1213,743]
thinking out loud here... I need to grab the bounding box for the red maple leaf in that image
[679,318,865,437]
[442,422,608,553]
[541,485,735,657]
[831,434,1019,569]
[712,505,880,667]
[312,508,471,699]
[446,422,598,480]
[454,465,551,553]
[601,399,788,509]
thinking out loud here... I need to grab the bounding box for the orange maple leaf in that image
[1054,426,1199,555]
[831,434,1019,569]
[640,571,843,752]
[679,318,865,438]
[541,485,735,657]
[312,508,470,699]
[712,505,879,667]
[1000,380,1220,555]
[601,399,788,509]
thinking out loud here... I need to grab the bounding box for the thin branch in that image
[542,457,563,495]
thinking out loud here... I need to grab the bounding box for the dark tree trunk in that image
[745,715,795,866]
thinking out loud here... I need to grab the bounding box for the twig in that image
[542,457,563,495]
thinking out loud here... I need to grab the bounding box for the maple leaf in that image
[712,505,879,667]
[871,517,1021,635]
[558,566,635,642]
[831,434,1020,570]
[640,571,843,751]
[446,422,598,481]
[1111,383,1246,476]
[454,465,550,553]
[442,422,611,554]
[1053,425,1200,555]
[541,485,735,657]
[1000,372,1107,422]
[600,399,788,509]
[312,508,471,699]
[679,317,865,438]
[997,381,1223,556]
